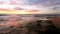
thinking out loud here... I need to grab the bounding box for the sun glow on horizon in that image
[0,10,43,14]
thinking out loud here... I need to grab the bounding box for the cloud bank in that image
[0,0,60,14]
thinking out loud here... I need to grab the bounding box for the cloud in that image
[0,0,60,14]
[39,5,60,14]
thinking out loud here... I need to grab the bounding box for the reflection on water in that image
[0,14,60,34]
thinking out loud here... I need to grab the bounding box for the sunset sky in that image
[0,0,60,14]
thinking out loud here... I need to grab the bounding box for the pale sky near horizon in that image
[0,0,60,14]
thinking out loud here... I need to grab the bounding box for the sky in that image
[0,0,60,14]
